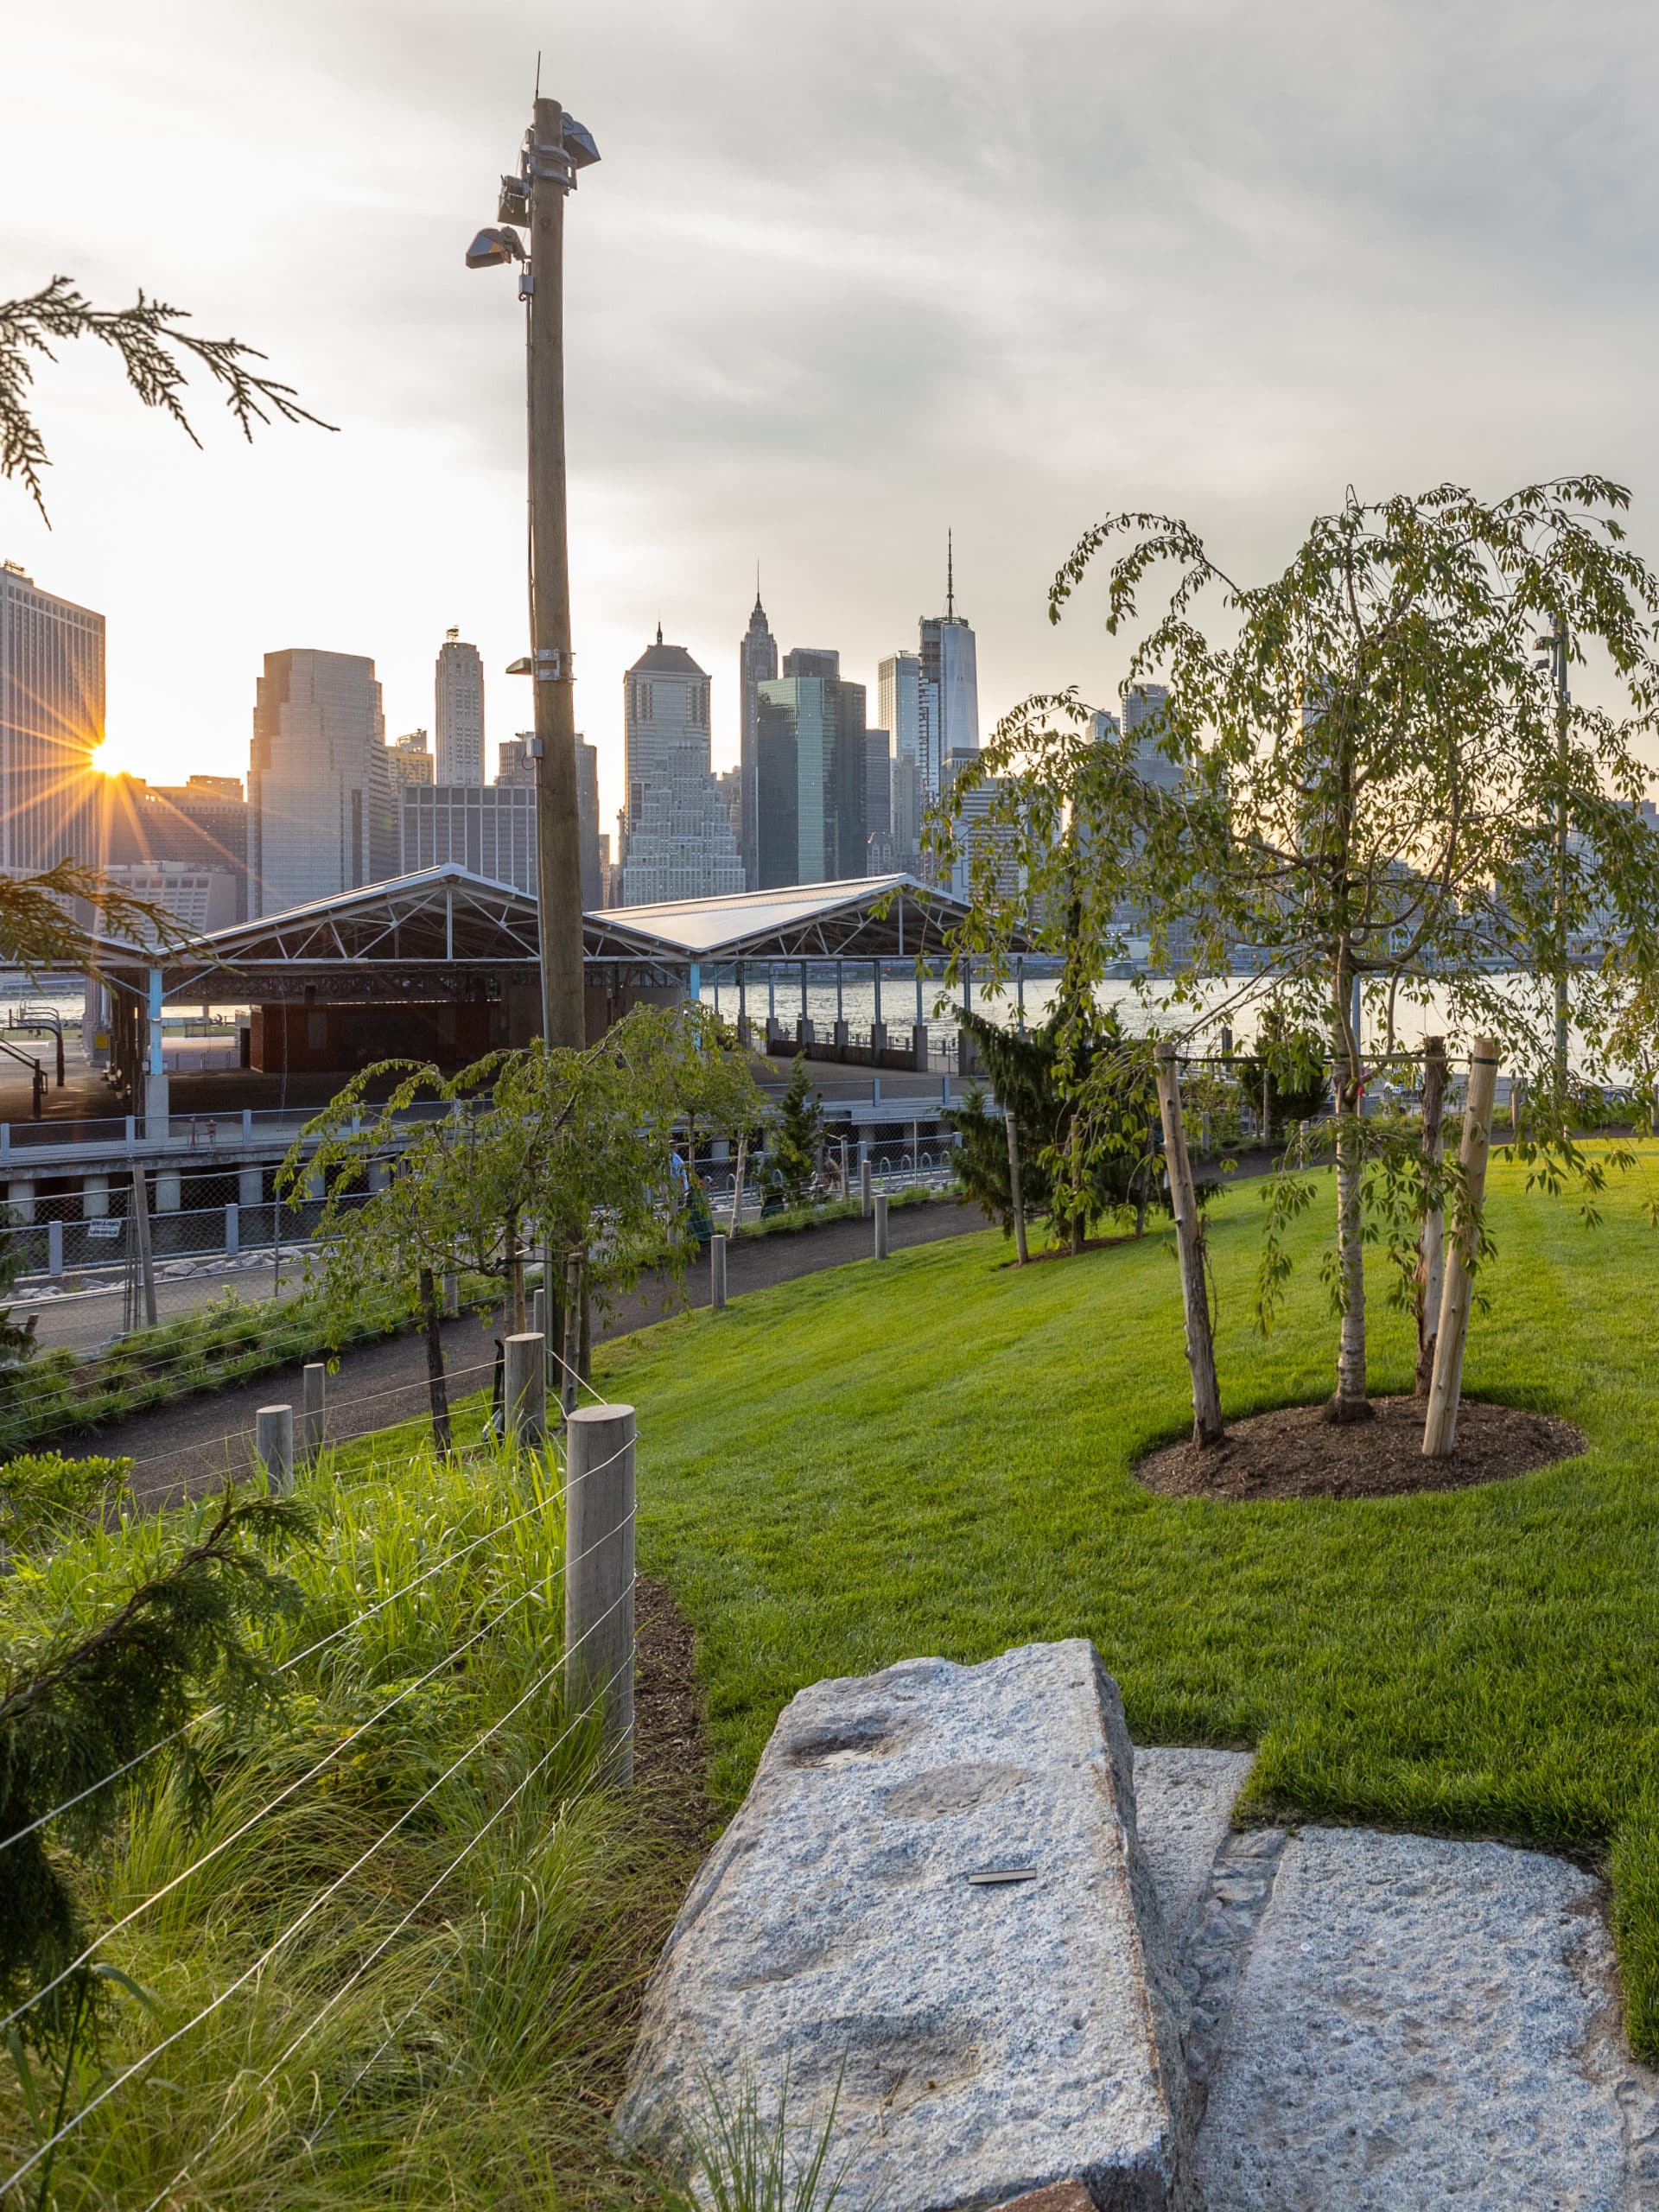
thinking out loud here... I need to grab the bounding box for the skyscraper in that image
[0,562,103,876]
[738,589,778,888]
[386,730,434,790]
[879,539,979,828]
[619,629,744,905]
[249,649,395,915]
[435,628,485,785]
[878,651,924,867]
[918,536,979,792]
[753,664,869,889]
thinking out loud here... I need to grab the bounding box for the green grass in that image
[595,1149,1659,2054]
[0,1430,688,2209]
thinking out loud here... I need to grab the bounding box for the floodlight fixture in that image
[465,226,525,270]
[505,656,533,674]
[562,115,601,168]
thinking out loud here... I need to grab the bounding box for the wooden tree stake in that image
[1154,1045,1224,1446]
[1422,1037,1498,1459]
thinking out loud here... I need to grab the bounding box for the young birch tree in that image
[287,1006,762,1448]
[935,478,1659,1424]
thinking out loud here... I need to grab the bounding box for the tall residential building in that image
[387,729,434,790]
[866,727,893,846]
[618,630,742,905]
[944,747,1020,904]
[738,588,778,887]
[879,651,924,867]
[102,772,251,920]
[400,784,536,892]
[575,736,602,911]
[618,747,746,906]
[435,628,485,785]
[626,626,711,792]
[0,562,104,876]
[753,667,869,889]
[249,649,395,916]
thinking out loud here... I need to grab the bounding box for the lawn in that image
[596,1150,1659,2052]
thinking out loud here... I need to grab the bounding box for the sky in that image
[4,0,1659,830]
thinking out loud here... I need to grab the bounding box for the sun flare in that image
[91,729,151,780]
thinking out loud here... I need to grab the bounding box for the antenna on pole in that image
[946,528,955,620]
[534,48,542,99]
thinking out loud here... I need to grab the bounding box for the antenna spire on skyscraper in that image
[947,529,957,620]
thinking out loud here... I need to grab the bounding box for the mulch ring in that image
[1135,1395,1587,1503]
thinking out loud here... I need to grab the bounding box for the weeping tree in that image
[3,276,333,524]
[950,1002,1161,1249]
[935,478,1659,1427]
[288,1006,763,1449]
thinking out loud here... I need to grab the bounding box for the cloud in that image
[3,0,1657,816]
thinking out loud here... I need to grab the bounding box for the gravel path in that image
[80,1195,990,1506]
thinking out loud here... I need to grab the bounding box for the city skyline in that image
[11,1,1659,840]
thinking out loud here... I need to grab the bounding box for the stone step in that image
[613,1639,1193,2211]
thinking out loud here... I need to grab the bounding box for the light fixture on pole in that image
[466,97,601,1052]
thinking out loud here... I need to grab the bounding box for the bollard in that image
[301,1363,326,1461]
[256,1404,294,1493]
[874,1190,889,1260]
[861,1157,872,1217]
[839,1138,850,1198]
[565,1403,636,1783]
[442,1269,459,1318]
[711,1232,728,1310]
[504,1331,546,1448]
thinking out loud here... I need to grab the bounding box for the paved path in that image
[76,1195,991,1506]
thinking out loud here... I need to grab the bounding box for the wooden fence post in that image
[1154,1045,1224,1446]
[565,1403,636,1783]
[255,1404,294,1492]
[505,1331,547,1449]
[301,1363,326,1462]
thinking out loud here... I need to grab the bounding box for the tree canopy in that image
[934,477,1659,1419]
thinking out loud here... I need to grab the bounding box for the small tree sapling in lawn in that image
[289,1006,764,1447]
[934,476,1659,1439]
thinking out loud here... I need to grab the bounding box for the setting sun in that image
[91,729,152,780]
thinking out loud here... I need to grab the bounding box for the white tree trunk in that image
[1330,1094,1371,1422]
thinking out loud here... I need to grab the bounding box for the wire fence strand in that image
[1,1582,638,2199]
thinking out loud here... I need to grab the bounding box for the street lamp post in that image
[467,94,601,1052]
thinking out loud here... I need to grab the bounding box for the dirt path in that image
[89,1195,990,1505]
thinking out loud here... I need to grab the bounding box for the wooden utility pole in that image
[1154,1045,1224,1446]
[527,95,588,1052]
[1005,1109,1029,1264]
[1422,1037,1499,1458]
[1414,1036,1447,1396]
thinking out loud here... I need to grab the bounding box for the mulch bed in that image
[632,1573,718,1857]
[1136,1395,1587,1503]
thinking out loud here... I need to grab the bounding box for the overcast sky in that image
[4,0,1657,825]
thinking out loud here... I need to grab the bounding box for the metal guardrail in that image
[1,1192,375,1287]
